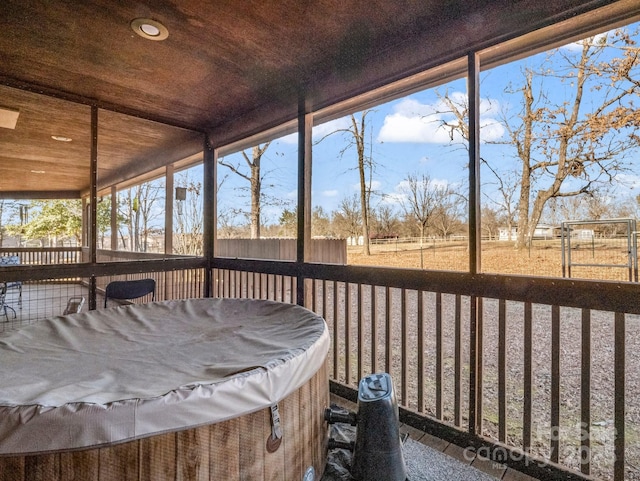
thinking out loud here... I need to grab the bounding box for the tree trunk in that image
[353,115,371,255]
[250,146,261,239]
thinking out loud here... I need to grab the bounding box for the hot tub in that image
[0,298,330,481]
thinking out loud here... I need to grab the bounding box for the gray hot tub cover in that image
[0,298,329,454]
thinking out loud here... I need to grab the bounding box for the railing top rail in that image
[0,247,82,253]
[213,257,640,315]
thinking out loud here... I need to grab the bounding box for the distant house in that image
[498,227,517,241]
[570,228,594,239]
[498,224,560,241]
[532,224,559,239]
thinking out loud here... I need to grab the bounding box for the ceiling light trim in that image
[131,18,169,41]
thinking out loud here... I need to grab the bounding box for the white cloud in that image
[562,32,609,52]
[378,94,504,144]
[280,132,298,144]
[382,177,451,206]
[351,180,382,191]
[480,118,505,141]
[314,117,352,140]
[322,189,339,197]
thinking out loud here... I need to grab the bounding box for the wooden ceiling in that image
[0,0,635,198]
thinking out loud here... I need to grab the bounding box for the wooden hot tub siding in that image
[0,362,329,481]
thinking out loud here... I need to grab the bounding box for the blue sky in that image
[215,22,640,228]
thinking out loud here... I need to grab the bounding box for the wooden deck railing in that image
[211,257,640,481]
[0,247,82,265]
[2,247,637,480]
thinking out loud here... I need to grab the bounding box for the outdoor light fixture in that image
[175,187,187,201]
[131,18,169,41]
[51,135,72,142]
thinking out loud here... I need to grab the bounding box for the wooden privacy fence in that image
[216,239,346,264]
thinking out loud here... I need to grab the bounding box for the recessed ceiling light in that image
[51,135,72,142]
[131,18,169,41]
[30,170,46,174]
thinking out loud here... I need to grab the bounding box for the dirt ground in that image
[336,242,639,480]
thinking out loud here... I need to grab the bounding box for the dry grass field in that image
[348,238,636,281]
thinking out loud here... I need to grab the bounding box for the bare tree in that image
[118,181,163,252]
[316,111,376,255]
[482,162,519,241]
[174,174,203,255]
[435,29,640,250]
[371,204,400,239]
[218,143,271,239]
[311,206,332,238]
[399,173,449,244]
[502,31,640,248]
[431,192,465,238]
[333,194,362,239]
[481,206,502,241]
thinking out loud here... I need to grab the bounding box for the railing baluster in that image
[454,294,462,427]
[436,292,443,420]
[290,276,295,304]
[371,285,377,375]
[280,274,285,301]
[477,297,484,433]
[417,290,425,414]
[614,311,625,481]
[498,298,506,443]
[333,280,339,380]
[266,273,271,300]
[345,282,351,386]
[401,288,408,406]
[385,287,392,376]
[357,283,363,382]
[312,278,317,313]
[322,280,327,324]
[551,304,560,464]
[523,301,532,453]
[581,308,591,476]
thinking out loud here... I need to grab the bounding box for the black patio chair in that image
[104,278,156,308]
[0,255,22,307]
[0,283,16,321]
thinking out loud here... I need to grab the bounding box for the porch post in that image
[467,51,483,436]
[165,163,174,254]
[296,98,312,307]
[110,186,117,251]
[89,105,98,310]
[81,197,87,252]
[468,52,481,274]
[203,134,215,297]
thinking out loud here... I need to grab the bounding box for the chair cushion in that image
[0,255,20,266]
